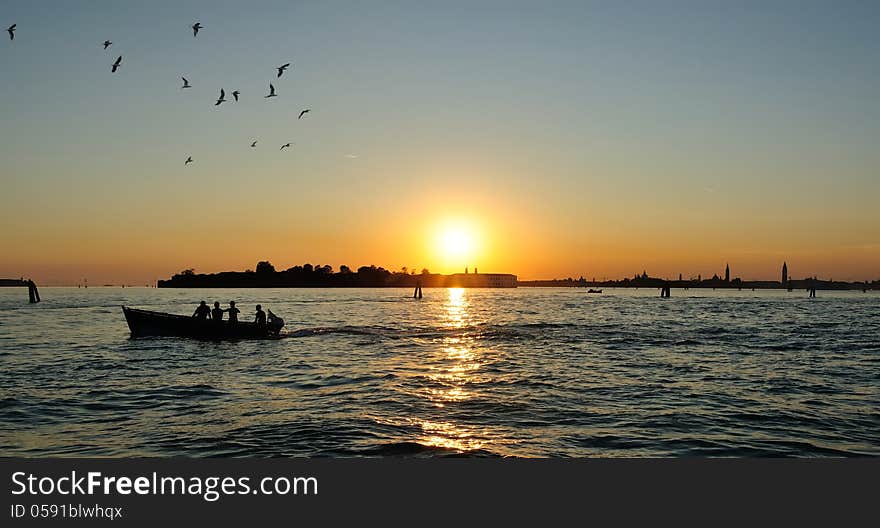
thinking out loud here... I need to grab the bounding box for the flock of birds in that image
[6,21,311,164]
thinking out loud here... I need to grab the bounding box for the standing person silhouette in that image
[226,301,240,323]
[211,301,224,322]
[192,301,211,320]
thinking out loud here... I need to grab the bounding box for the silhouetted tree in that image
[339,265,352,274]
[303,263,314,273]
[256,261,275,274]
[421,268,430,275]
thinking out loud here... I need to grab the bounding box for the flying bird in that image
[191,23,202,37]
[8,24,16,41]
[250,140,258,148]
[111,55,122,73]
[103,40,112,50]
[181,77,191,89]
[265,83,277,98]
[232,90,240,101]
[280,143,292,150]
[298,109,310,119]
[276,63,290,78]
[185,156,193,165]
[215,88,226,106]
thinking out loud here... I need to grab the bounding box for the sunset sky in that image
[2,1,879,284]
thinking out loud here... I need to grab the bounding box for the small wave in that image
[265,373,392,390]
[345,441,500,458]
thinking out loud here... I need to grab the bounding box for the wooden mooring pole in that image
[27,279,41,303]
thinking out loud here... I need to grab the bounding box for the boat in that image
[122,306,284,339]
[587,289,603,294]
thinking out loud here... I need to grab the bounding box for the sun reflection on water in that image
[414,288,495,451]
[444,287,467,328]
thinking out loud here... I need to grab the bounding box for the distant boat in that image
[587,289,602,294]
[122,306,283,339]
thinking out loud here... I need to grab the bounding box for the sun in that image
[433,220,481,269]
[439,228,473,259]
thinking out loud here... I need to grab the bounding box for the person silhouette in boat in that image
[254,304,266,325]
[192,300,211,320]
[211,301,224,322]
[225,301,241,323]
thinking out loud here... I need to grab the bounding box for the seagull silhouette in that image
[111,56,122,73]
[298,109,310,119]
[191,23,202,37]
[181,77,191,89]
[276,63,290,78]
[8,24,16,41]
[185,156,193,165]
[215,88,226,106]
[103,40,112,50]
[265,83,277,98]
[280,143,292,150]
[250,140,258,148]
[232,90,240,101]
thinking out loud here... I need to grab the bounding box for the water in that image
[1,287,878,457]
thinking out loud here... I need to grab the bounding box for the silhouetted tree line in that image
[159,262,437,288]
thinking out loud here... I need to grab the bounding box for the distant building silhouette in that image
[782,262,788,284]
[725,263,730,283]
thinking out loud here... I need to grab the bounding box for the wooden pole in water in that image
[27,279,40,303]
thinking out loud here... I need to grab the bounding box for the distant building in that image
[446,273,517,288]
[782,262,788,284]
[725,263,730,283]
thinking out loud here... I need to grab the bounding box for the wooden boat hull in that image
[122,306,283,339]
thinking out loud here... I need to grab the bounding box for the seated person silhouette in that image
[225,301,240,323]
[211,301,224,322]
[192,300,211,320]
[254,304,267,325]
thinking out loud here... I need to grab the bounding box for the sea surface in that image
[1,287,878,457]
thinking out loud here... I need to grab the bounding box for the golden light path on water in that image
[415,288,491,452]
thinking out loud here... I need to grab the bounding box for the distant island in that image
[156,261,877,291]
[520,264,879,291]
[158,262,517,288]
